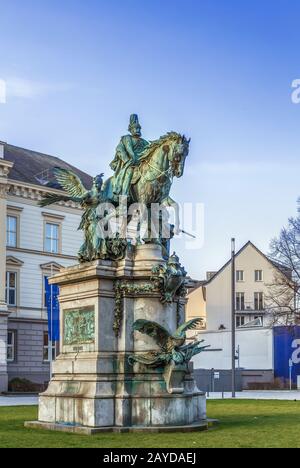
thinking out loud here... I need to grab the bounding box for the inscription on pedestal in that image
[63,307,95,345]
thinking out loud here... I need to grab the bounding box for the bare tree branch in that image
[267,205,300,326]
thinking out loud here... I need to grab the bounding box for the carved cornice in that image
[0,161,13,199]
[0,182,8,199]
[7,204,24,213]
[7,178,82,210]
[0,159,14,178]
[0,308,9,317]
[42,211,65,221]
[6,255,24,267]
[40,261,64,272]
[7,245,77,261]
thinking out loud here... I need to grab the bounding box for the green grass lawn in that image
[0,400,300,448]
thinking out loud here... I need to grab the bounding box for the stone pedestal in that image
[26,245,207,432]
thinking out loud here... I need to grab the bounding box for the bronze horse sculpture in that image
[39,131,190,261]
[102,132,190,234]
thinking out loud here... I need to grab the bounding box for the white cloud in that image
[4,77,74,99]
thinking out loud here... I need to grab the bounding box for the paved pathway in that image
[0,391,300,407]
[207,390,300,400]
[0,395,38,406]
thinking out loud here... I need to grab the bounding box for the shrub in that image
[8,378,46,393]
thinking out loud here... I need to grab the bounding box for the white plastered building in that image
[0,141,92,392]
[192,241,292,388]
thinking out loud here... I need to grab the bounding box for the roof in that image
[187,280,206,294]
[4,143,93,190]
[205,240,292,285]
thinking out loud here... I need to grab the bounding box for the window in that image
[5,272,17,306]
[236,292,245,311]
[42,213,64,254]
[236,315,247,328]
[255,270,263,282]
[254,315,264,326]
[6,215,17,247]
[43,332,57,361]
[7,330,16,362]
[254,292,264,310]
[45,223,59,254]
[236,270,244,282]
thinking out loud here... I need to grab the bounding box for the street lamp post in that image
[231,238,236,398]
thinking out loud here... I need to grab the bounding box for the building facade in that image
[0,141,92,392]
[185,282,206,334]
[204,241,282,331]
[192,241,293,388]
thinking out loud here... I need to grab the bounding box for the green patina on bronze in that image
[110,114,149,198]
[112,251,189,337]
[39,114,190,263]
[113,280,156,337]
[39,169,127,263]
[128,318,209,392]
[128,318,208,368]
[63,308,95,345]
[151,252,188,303]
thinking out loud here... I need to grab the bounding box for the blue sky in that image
[1,0,300,278]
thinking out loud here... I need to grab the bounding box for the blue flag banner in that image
[274,326,300,384]
[45,277,60,342]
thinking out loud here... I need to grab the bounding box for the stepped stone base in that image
[25,418,218,435]
[25,245,208,433]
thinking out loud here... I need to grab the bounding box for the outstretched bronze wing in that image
[39,193,75,207]
[53,167,88,198]
[178,340,210,361]
[133,319,170,351]
[174,318,203,338]
[39,167,88,207]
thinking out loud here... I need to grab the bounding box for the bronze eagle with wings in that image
[128,317,209,367]
[39,167,104,209]
[38,168,128,262]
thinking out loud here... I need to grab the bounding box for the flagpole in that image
[49,263,53,380]
[231,238,236,398]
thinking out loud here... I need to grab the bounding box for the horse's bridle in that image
[145,145,180,180]
[146,161,173,179]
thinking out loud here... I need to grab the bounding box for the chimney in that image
[206,271,217,281]
[0,141,5,159]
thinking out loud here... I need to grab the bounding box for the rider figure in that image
[110,114,149,198]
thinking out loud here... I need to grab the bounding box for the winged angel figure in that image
[128,317,209,368]
[39,167,127,262]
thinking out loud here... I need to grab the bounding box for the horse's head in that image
[139,132,190,179]
[169,134,190,178]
